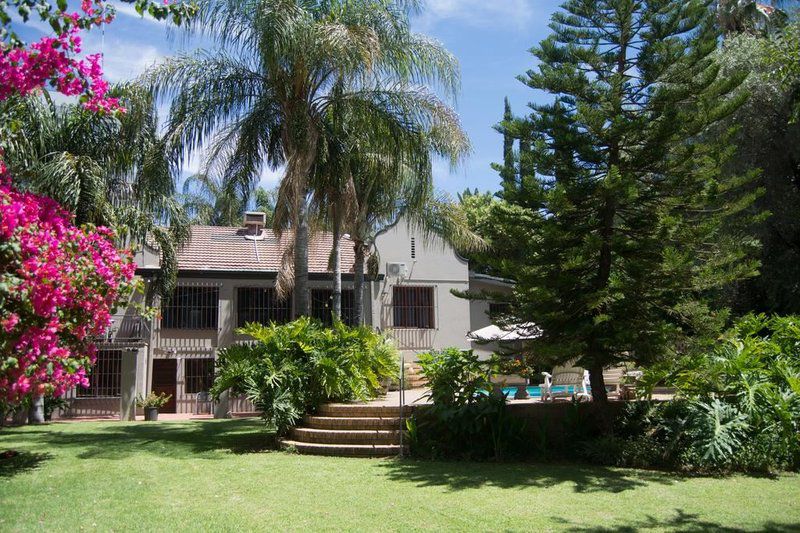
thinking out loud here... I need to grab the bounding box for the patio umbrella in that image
[466,322,541,342]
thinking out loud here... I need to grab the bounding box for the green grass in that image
[1,420,799,532]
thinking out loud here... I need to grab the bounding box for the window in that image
[78,350,122,397]
[237,287,291,327]
[392,286,435,329]
[184,359,215,394]
[162,286,219,330]
[410,237,416,259]
[489,302,511,316]
[311,289,355,326]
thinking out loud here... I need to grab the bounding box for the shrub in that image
[612,315,800,473]
[211,318,398,436]
[409,348,524,461]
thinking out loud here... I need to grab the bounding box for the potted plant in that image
[136,392,172,421]
[501,357,535,400]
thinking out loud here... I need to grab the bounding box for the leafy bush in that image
[211,318,398,436]
[613,314,800,472]
[417,348,493,406]
[409,348,524,461]
[136,392,172,409]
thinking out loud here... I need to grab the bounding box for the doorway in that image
[152,359,177,413]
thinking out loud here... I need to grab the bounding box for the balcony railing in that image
[98,314,150,343]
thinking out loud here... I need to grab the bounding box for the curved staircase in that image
[281,403,414,457]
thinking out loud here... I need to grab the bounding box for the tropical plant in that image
[143,0,468,317]
[410,347,523,460]
[211,318,397,435]
[417,348,493,407]
[338,137,483,322]
[629,314,800,472]
[1,87,190,297]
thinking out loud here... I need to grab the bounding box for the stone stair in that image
[280,403,414,457]
[403,362,428,389]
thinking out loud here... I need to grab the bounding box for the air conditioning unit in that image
[387,262,408,279]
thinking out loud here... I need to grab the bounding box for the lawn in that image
[1,420,799,532]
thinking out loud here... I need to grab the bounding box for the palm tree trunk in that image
[294,199,310,317]
[353,241,366,325]
[331,212,342,322]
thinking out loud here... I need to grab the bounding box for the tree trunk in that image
[28,395,45,424]
[331,214,342,322]
[353,242,365,326]
[587,363,608,404]
[294,199,310,317]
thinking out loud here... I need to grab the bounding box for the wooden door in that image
[152,359,177,413]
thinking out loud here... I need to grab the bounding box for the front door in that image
[152,359,177,413]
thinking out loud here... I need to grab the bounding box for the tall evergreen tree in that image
[508,0,760,405]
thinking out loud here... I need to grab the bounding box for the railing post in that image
[399,353,405,458]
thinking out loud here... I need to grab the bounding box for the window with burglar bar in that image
[77,350,122,397]
[392,286,435,329]
[489,302,511,316]
[184,358,215,394]
[237,287,291,327]
[162,286,219,330]
[311,289,355,326]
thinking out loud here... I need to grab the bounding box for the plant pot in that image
[514,385,530,400]
[144,407,159,421]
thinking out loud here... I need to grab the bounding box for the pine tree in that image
[508,0,760,405]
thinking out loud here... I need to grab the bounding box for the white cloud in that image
[417,0,537,31]
[111,1,168,26]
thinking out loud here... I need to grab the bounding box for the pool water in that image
[500,385,585,397]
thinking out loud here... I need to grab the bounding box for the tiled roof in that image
[173,225,357,273]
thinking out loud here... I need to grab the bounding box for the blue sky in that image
[19,0,564,195]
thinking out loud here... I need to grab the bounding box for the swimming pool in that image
[500,385,587,397]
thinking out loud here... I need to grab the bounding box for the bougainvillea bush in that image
[0,172,136,407]
[0,0,193,412]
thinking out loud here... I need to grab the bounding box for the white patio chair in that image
[195,391,214,415]
[603,365,627,398]
[541,365,591,402]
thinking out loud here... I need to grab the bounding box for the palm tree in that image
[143,0,466,317]
[346,160,485,324]
[181,173,277,226]
[0,86,189,297]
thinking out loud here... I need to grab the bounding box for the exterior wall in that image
[151,275,362,415]
[468,277,514,360]
[60,221,481,417]
[371,221,471,359]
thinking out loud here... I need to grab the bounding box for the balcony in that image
[98,314,150,344]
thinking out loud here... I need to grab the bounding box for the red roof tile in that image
[175,225,357,273]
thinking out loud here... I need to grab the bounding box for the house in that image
[59,214,513,419]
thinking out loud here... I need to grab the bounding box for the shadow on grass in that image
[0,419,276,461]
[0,450,52,477]
[379,458,681,493]
[553,508,800,532]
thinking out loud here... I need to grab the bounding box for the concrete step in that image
[290,427,402,445]
[317,404,413,417]
[281,440,406,457]
[303,415,403,430]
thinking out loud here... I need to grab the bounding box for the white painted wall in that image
[371,220,472,359]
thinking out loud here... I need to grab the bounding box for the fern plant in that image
[211,318,398,436]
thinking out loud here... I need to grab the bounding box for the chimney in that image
[243,211,267,235]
